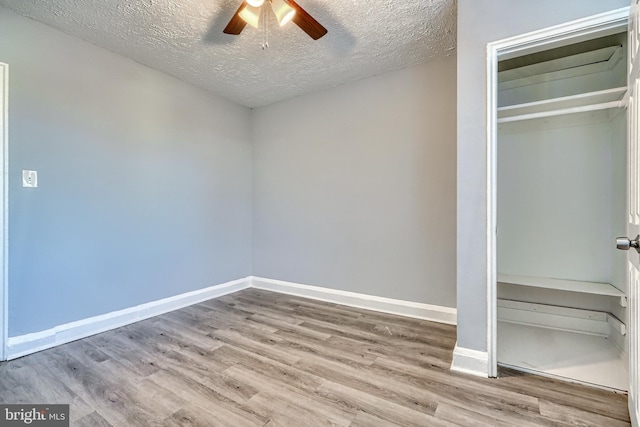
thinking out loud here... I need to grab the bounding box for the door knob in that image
[616,235,640,253]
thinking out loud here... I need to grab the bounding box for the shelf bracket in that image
[607,313,626,336]
[620,295,628,308]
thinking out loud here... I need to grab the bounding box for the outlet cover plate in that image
[22,170,37,188]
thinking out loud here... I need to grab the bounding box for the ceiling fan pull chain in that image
[262,4,269,50]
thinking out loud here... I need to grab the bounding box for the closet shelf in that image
[497,273,625,297]
[497,86,627,123]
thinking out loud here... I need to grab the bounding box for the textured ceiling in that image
[0,0,457,108]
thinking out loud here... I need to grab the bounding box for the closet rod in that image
[498,99,626,124]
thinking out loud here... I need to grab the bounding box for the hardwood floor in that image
[0,289,631,426]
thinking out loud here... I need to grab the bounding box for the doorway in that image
[486,9,630,384]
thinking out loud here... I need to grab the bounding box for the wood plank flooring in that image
[0,289,631,426]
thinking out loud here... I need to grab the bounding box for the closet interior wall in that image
[496,32,629,390]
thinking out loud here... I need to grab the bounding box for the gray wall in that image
[252,56,457,307]
[1,8,253,336]
[457,0,628,352]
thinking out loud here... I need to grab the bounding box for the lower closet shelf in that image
[498,321,628,391]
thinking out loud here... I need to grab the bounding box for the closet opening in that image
[495,30,629,391]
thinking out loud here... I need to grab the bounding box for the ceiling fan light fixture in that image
[246,0,265,7]
[270,0,296,27]
[238,4,261,28]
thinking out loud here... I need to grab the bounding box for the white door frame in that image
[485,8,630,378]
[0,63,7,362]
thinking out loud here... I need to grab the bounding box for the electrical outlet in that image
[22,170,37,188]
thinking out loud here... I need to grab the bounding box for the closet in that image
[496,31,629,391]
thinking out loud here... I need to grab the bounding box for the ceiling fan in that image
[223,0,328,40]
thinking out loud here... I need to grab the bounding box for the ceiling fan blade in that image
[223,1,249,35]
[288,0,327,40]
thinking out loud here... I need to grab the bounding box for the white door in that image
[626,1,640,424]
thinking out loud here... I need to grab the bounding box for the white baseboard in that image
[6,277,251,360]
[450,343,488,377]
[6,276,457,360]
[250,276,457,325]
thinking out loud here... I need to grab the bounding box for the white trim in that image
[6,277,250,360]
[450,343,489,378]
[250,276,457,325]
[485,7,629,381]
[487,39,499,378]
[494,8,630,60]
[631,401,639,427]
[0,63,7,362]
